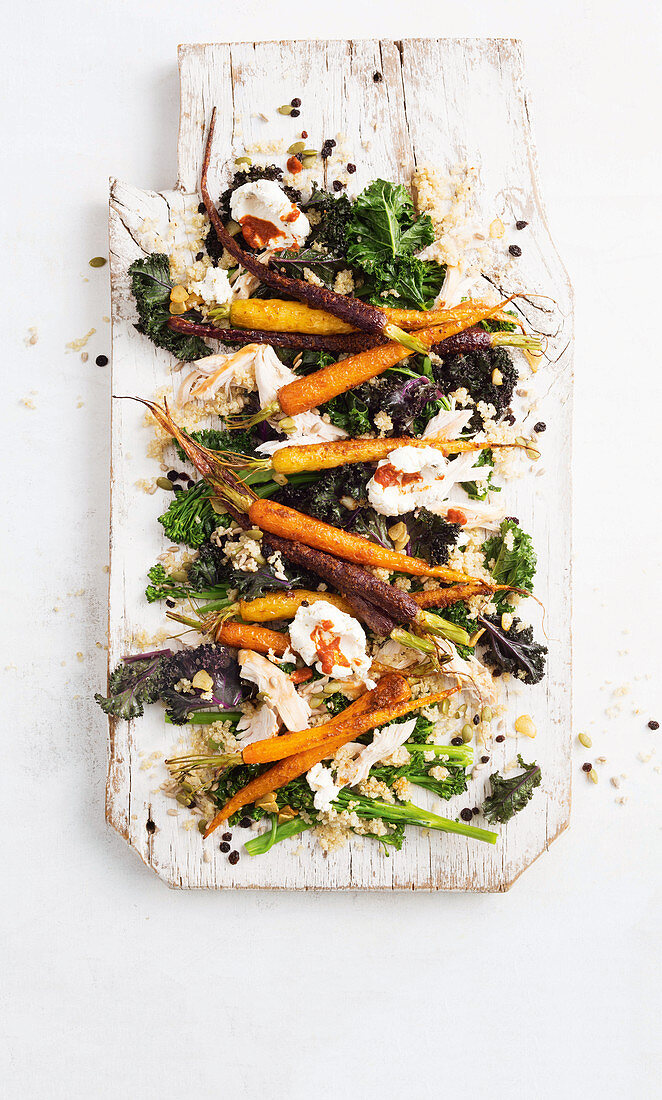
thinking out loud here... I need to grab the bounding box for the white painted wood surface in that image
[107,39,573,890]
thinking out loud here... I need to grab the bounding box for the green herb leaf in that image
[483,518,537,611]
[129,254,212,361]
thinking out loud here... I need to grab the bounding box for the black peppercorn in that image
[533,421,547,433]
[649,720,659,730]
[195,251,203,262]
[373,71,383,82]
[347,163,356,173]
[473,714,480,725]
[166,470,178,481]
[515,220,528,230]
[481,755,490,764]
[291,109,300,118]
[146,819,156,834]
[460,808,473,822]
[221,832,232,841]
[198,202,206,214]
[239,816,252,829]
[472,807,480,816]
[508,244,522,257]
[187,479,195,490]
[451,736,464,746]
[219,842,230,853]
[582,762,592,773]
[96,354,108,367]
[228,850,240,865]
[165,599,175,609]
[332,180,344,192]
[495,734,505,743]
[290,97,301,108]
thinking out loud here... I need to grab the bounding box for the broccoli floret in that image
[158,481,231,548]
[479,616,547,685]
[431,346,518,429]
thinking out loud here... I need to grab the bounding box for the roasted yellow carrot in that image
[268,437,494,475]
[238,590,353,623]
[228,298,523,336]
[213,621,290,656]
[203,673,410,835]
[243,687,456,765]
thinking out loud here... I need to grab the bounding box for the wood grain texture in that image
[107,39,573,890]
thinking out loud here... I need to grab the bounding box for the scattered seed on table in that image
[582,762,592,773]
[198,202,206,214]
[451,737,464,746]
[460,808,473,822]
[219,842,230,853]
[495,734,505,743]
[347,163,356,173]
[239,816,252,829]
[290,97,301,108]
[222,832,232,841]
[588,768,599,784]
[533,421,547,433]
[480,755,490,764]
[509,244,522,257]
[578,733,592,748]
[96,354,108,367]
[516,219,528,230]
[373,71,383,82]
[228,851,240,865]
[332,180,344,192]
[89,256,107,268]
[156,477,175,491]
[648,720,659,730]
[291,109,300,118]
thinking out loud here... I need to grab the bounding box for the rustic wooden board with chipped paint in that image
[106,39,573,890]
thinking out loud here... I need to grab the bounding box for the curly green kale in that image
[345,180,445,309]
[478,615,547,685]
[173,427,259,463]
[129,254,212,361]
[409,509,461,566]
[273,464,374,524]
[430,346,517,429]
[304,184,354,254]
[482,755,542,824]
[483,518,537,611]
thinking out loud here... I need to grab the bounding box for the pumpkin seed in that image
[89,256,107,268]
[302,149,318,157]
[461,724,474,743]
[578,732,592,748]
[481,706,493,723]
[287,141,306,155]
[440,698,450,716]
[589,768,598,784]
[234,156,252,166]
[156,476,176,491]
[197,819,208,834]
[514,714,536,738]
[226,220,242,237]
[277,104,293,115]
[170,569,189,582]
[301,155,318,169]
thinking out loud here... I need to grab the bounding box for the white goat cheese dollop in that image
[230,180,310,250]
[187,267,232,307]
[289,601,372,683]
[367,445,491,518]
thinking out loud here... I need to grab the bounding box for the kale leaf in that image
[482,518,537,611]
[158,481,231,548]
[459,448,501,501]
[273,464,374,525]
[482,755,542,824]
[188,536,319,598]
[410,510,461,566]
[129,254,212,361]
[430,346,517,430]
[323,369,445,437]
[95,649,172,720]
[304,185,354,254]
[173,427,259,463]
[345,180,445,309]
[159,644,243,724]
[478,615,547,685]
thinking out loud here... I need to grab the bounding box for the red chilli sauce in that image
[239,216,286,249]
[373,464,424,489]
[311,621,351,675]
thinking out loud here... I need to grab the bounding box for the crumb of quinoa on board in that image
[24,326,38,346]
[411,163,492,273]
[134,478,158,495]
[65,328,96,352]
[21,396,36,410]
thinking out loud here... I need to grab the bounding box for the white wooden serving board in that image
[106,39,573,890]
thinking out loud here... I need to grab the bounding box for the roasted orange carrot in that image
[238,590,353,623]
[203,673,410,835]
[243,687,456,765]
[289,667,314,684]
[411,584,495,609]
[213,621,290,656]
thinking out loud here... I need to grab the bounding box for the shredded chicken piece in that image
[238,649,311,732]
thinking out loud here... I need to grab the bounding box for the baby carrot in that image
[238,591,353,623]
[213,621,290,656]
[243,688,456,765]
[268,437,491,475]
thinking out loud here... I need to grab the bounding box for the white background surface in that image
[2,2,660,1097]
